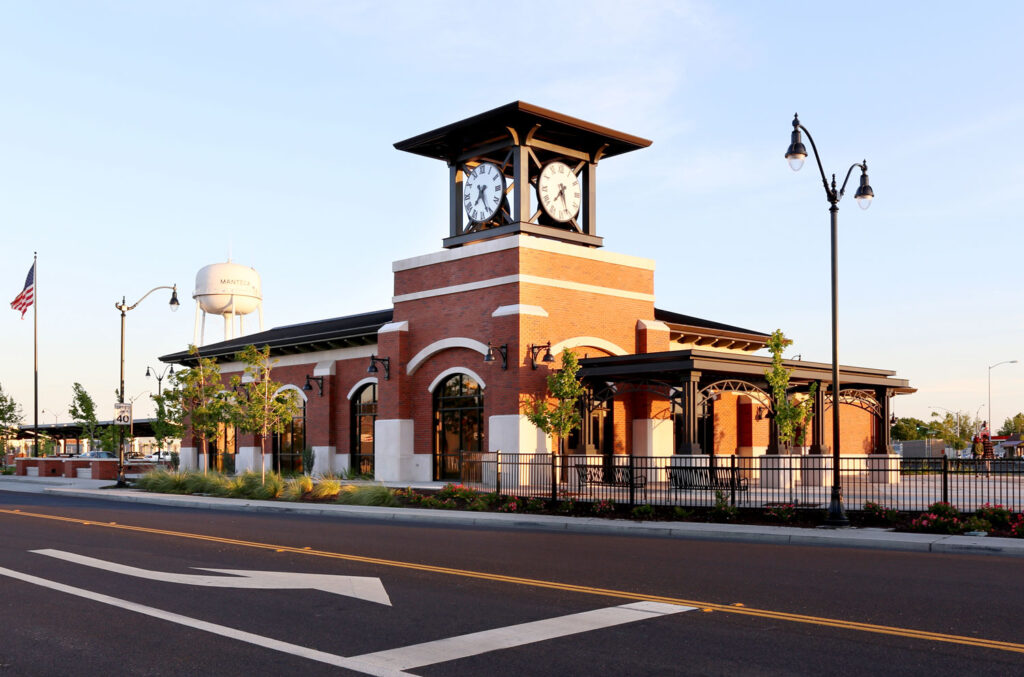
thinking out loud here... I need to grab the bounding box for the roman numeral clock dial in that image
[538,161,582,223]
[463,162,506,223]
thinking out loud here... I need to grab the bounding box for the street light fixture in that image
[988,360,1018,436]
[785,113,874,527]
[115,285,179,487]
[145,364,176,396]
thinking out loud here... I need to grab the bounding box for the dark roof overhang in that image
[579,349,912,391]
[394,101,652,164]
[160,309,393,365]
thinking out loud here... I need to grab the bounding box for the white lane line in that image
[0,566,412,677]
[352,601,695,671]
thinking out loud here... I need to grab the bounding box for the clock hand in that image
[476,185,486,205]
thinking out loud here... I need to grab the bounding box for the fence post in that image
[495,450,501,496]
[550,450,557,505]
[941,455,948,504]
[628,454,635,508]
[730,455,737,507]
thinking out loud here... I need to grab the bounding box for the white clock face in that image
[537,161,581,223]
[463,162,505,223]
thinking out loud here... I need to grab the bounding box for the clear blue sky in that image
[2,1,1022,430]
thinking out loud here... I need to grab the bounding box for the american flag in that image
[10,263,35,319]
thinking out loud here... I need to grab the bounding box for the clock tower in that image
[394,101,651,249]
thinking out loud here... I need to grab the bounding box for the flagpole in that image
[33,252,38,458]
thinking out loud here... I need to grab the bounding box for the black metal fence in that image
[447,453,1024,513]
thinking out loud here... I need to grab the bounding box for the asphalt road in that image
[0,491,1021,676]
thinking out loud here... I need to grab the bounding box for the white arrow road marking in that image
[31,549,391,606]
[2,560,693,675]
[351,601,695,671]
[0,566,412,677]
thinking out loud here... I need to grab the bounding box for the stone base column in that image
[236,446,269,474]
[312,446,335,476]
[375,419,428,482]
[179,447,197,471]
[488,415,550,454]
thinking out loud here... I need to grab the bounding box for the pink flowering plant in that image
[909,501,964,534]
[591,499,615,517]
[497,496,523,513]
[765,503,797,523]
[975,503,1013,531]
[862,501,899,526]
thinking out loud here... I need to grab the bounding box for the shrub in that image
[591,499,615,517]
[962,516,993,534]
[437,483,478,501]
[183,471,228,495]
[336,485,398,507]
[170,451,179,470]
[631,504,655,520]
[497,496,523,513]
[309,478,342,500]
[557,499,576,515]
[467,497,491,511]
[282,475,314,501]
[673,506,695,521]
[976,503,1013,531]
[765,503,796,524]
[1010,515,1024,538]
[862,501,899,526]
[227,471,283,500]
[301,446,315,474]
[909,502,964,534]
[710,491,738,523]
[137,469,189,494]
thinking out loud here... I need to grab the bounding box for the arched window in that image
[351,383,377,477]
[272,401,306,475]
[433,373,483,480]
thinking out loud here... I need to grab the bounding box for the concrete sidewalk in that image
[2,475,1023,558]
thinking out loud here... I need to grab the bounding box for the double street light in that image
[146,364,176,396]
[987,360,1018,436]
[115,285,179,486]
[785,114,874,527]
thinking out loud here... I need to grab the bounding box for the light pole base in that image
[825,486,849,527]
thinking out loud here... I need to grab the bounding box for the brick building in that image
[161,102,911,482]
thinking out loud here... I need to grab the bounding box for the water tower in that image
[192,262,264,345]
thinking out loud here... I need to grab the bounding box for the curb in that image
[39,486,1024,558]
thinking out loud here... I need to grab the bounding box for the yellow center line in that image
[2,507,1021,654]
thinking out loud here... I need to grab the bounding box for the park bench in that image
[668,466,748,491]
[574,464,647,488]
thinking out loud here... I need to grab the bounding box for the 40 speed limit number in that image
[113,403,132,426]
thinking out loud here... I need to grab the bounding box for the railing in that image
[443,453,1024,513]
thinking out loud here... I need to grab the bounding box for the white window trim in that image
[428,367,486,394]
[347,377,379,401]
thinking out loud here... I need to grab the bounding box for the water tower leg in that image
[193,304,203,346]
[258,302,264,332]
[224,312,233,341]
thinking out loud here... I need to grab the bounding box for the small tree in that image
[170,346,229,474]
[524,348,585,455]
[0,383,23,462]
[230,345,302,482]
[764,330,816,452]
[68,382,99,452]
[999,413,1024,436]
[96,425,119,453]
[151,386,184,452]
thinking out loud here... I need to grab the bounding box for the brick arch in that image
[549,336,628,357]
[407,337,489,375]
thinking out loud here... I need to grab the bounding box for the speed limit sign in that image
[114,402,132,426]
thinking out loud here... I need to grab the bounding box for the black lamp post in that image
[145,364,175,396]
[115,285,179,486]
[785,113,874,527]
